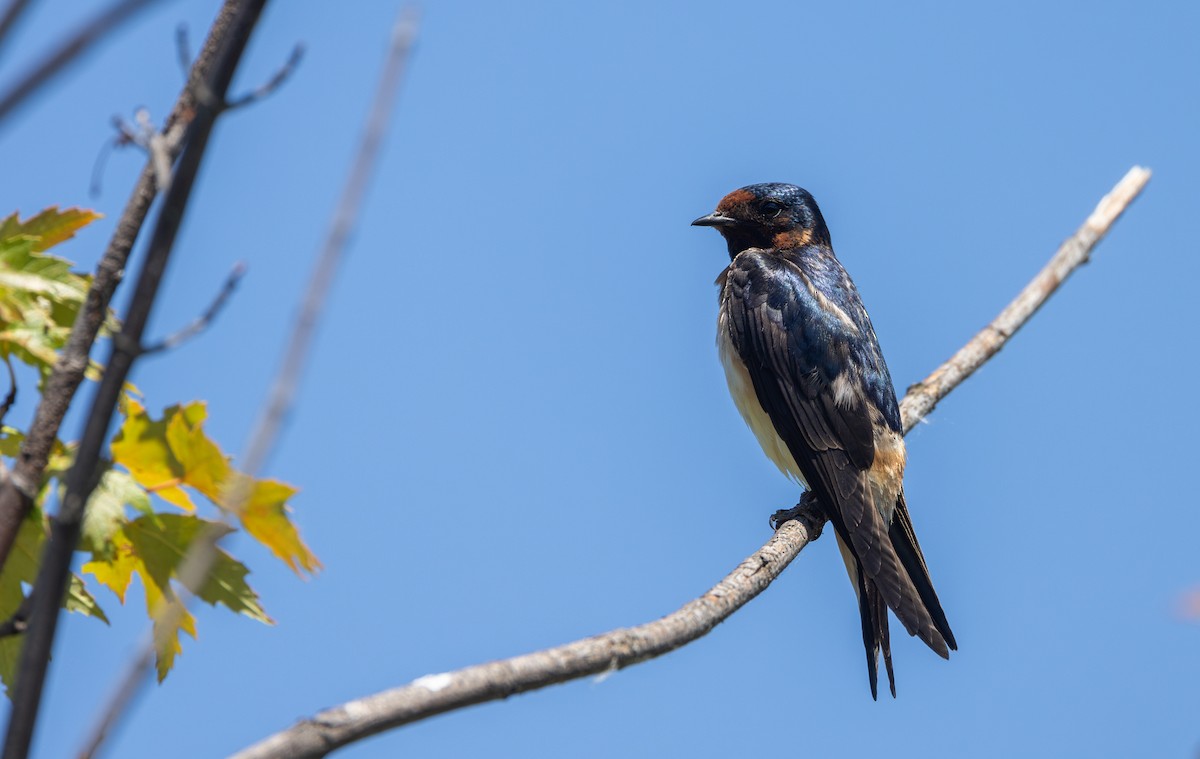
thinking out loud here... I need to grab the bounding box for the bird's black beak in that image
[691,212,737,228]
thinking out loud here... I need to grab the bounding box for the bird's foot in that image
[769,491,825,539]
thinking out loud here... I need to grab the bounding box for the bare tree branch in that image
[0,0,255,576]
[900,166,1153,433]
[230,165,1152,759]
[75,7,419,759]
[176,26,303,115]
[225,42,303,110]
[138,262,245,356]
[245,6,417,478]
[1,3,273,757]
[90,112,148,197]
[0,0,167,127]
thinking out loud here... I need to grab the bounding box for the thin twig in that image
[175,24,193,79]
[0,0,167,127]
[225,43,303,110]
[142,109,173,191]
[229,165,1151,759]
[244,5,417,478]
[75,7,419,759]
[90,108,177,197]
[0,0,252,579]
[175,33,301,117]
[1,3,272,759]
[99,109,175,192]
[88,119,125,198]
[139,262,246,355]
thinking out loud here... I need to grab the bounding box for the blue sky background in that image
[1,1,1198,757]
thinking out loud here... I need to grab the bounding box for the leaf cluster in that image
[0,209,317,687]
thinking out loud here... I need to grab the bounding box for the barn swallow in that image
[693,183,956,698]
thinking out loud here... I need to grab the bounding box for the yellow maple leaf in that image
[164,406,230,502]
[111,398,196,511]
[143,574,197,683]
[237,477,321,575]
[81,532,138,604]
[112,400,319,577]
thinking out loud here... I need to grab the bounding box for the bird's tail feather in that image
[856,568,896,699]
[888,490,957,652]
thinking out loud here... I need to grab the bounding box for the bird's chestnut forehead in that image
[716,189,757,212]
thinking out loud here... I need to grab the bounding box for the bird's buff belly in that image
[717,314,809,487]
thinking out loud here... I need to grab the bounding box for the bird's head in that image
[692,183,831,258]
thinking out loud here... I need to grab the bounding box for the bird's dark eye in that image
[760,201,783,218]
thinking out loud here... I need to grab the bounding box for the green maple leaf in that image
[0,208,100,377]
[80,468,151,556]
[0,208,305,689]
[0,513,41,614]
[0,244,89,304]
[0,510,107,694]
[0,306,71,375]
[125,514,270,623]
[82,513,271,682]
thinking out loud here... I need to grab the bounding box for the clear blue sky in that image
[1,1,1198,757]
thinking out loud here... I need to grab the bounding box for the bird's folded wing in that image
[723,250,948,655]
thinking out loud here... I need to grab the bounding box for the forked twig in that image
[139,263,246,356]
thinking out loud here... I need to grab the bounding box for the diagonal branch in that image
[0,0,252,575]
[1,3,273,758]
[229,165,1152,759]
[899,167,1152,433]
[0,0,167,127]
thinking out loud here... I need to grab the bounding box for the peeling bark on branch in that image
[231,168,1151,759]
